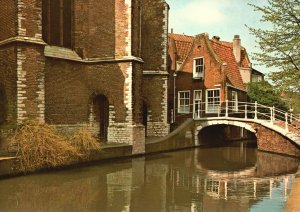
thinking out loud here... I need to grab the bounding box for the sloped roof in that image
[169,33,193,62]
[168,33,247,91]
[210,40,245,90]
[219,41,250,69]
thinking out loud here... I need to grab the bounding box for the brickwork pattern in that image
[0,46,17,124]
[141,0,168,71]
[0,0,17,41]
[17,45,45,123]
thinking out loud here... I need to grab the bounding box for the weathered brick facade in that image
[168,33,248,126]
[141,0,170,136]
[0,0,170,154]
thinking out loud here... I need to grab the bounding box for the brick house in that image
[168,33,251,125]
[0,0,170,154]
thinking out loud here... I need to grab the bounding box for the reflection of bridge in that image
[190,101,300,157]
[171,167,295,201]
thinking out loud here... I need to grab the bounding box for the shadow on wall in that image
[0,84,7,125]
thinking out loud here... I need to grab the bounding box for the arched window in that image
[42,0,72,48]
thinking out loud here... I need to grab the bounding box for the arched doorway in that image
[93,95,109,140]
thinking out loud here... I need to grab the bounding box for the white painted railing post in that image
[285,113,289,131]
[270,107,273,124]
[198,107,200,119]
[290,113,293,123]
[244,104,247,119]
[254,101,258,120]
[273,106,275,121]
[225,100,228,117]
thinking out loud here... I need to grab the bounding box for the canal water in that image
[0,145,298,212]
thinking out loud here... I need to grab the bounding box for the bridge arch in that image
[194,118,300,157]
[194,120,257,145]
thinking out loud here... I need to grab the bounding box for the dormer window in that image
[42,0,72,48]
[193,57,204,79]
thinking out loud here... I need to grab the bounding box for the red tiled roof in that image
[210,40,246,90]
[169,33,193,62]
[241,49,250,68]
[220,41,250,68]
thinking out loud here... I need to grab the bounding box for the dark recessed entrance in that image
[93,95,109,140]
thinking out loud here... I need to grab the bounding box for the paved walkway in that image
[285,166,300,212]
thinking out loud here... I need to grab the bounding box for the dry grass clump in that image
[69,127,102,159]
[8,120,101,173]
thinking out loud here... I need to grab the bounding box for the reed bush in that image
[8,120,101,173]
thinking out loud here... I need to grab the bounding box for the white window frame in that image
[193,90,202,118]
[206,89,220,113]
[178,91,190,114]
[232,91,238,112]
[193,57,204,79]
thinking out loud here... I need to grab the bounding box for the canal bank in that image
[285,165,300,212]
[0,119,197,178]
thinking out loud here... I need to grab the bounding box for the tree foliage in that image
[248,0,300,92]
[247,81,288,111]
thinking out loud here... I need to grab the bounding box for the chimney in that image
[212,36,220,42]
[233,35,241,65]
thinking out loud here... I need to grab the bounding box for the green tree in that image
[248,0,300,92]
[247,81,288,111]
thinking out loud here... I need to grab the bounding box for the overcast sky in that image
[165,0,270,74]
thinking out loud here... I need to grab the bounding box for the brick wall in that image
[141,0,168,71]
[0,46,17,124]
[16,45,45,123]
[0,0,17,41]
[143,75,169,136]
[255,124,300,157]
[74,0,116,58]
[141,0,169,136]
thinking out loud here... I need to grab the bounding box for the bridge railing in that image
[187,100,300,135]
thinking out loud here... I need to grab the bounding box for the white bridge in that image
[176,100,300,147]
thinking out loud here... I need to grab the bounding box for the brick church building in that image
[0,0,170,154]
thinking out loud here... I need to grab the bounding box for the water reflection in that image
[0,146,298,212]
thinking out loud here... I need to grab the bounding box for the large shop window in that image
[206,89,220,113]
[42,0,72,48]
[178,91,190,114]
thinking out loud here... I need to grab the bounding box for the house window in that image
[193,57,204,79]
[178,91,190,114]
[193,90,202,118]
[42,0,72,48]
[206,89,220,113]
[232,91,238,112]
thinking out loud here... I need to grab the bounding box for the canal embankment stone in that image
[285,165,300,212]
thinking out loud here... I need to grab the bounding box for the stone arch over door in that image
[91,94,109,141]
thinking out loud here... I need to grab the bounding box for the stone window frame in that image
[178,90,190,114]
[206,88,220,114]
[193,57,204,79]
